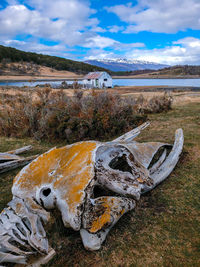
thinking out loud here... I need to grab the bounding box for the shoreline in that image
[112,75,200,79]
[0,77,83,83]
[1,75,200,83]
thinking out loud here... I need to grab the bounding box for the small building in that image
[83,72,112,89]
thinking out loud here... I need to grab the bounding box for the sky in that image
[0,0,200,65]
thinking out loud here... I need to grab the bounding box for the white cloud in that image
[84,35,118,49]
[107,25,124,33]
[6,0,19,5]
[2,39,74,57]
[125,37,200,65]
[0,1,116,48]
[83,42,146,60]
[84,50,116,60]
[26,0,96,21]
[106,0,200,33]
[114,42,145,50]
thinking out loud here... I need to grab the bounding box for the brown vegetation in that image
[0,88,172,142]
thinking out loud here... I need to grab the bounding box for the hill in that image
[154,65,200,76]
[0,61,80,80]
[0,45,109,75]
[85,58,168,72]
[119,65,200,78]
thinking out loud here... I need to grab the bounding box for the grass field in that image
[0,101,199,267]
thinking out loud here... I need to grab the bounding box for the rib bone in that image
[0,197,50,265]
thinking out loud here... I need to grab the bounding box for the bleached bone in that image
[149,149,167,174]
[0,123,184,265]
[0,197,50,265]
[0,155,38,174]
[0,153,22,161]
[27,248,56,267]
[7,145,33,155]
[145,129,184,192]
[112,121,150,142]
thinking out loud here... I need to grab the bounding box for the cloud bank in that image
[106,0,200,33]
[0,0,200,64]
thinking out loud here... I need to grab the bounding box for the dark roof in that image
[84,72,105,79]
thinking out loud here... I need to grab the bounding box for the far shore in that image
[1,74,200,82]
[0,75,83,82]
[112,75,200,79]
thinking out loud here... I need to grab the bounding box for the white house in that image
[83,72,112,89]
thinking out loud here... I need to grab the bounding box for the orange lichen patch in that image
[89,197,127,233]
[137,177,145,184]
[120,209,125,215]
[90,198,112,233]
[13,141,97,214]
[53,142,97,213]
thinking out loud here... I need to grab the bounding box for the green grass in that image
[0,102,200,267]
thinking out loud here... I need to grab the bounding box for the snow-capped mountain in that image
[85,58,168,72]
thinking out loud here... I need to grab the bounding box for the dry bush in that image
[0,88,172,142]
[136,92,173,114]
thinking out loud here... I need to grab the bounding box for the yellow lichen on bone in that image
[89,197,127,233]
[90,198,112,233]
[13,141,97,215]
[53,141,97,213]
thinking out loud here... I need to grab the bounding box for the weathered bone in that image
[0,146,35,174]
[149,149,167,174]
[146,129,184,192]
[0,155,38,174]
[0,123,184,265]
[0,197,50,265]
[113,121,150,142]
[81,197,136,250]
[7,145,33,155]
[0,153,22,161]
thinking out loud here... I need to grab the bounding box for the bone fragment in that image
[0,251,26,264]
[7,145,33,155]
[112,121,150,142]
[149,149,167,174]
[0,155,38,174]
[144,129,184,192]
[27,248,56,267]
[0,197,49,264]
[0,153,22,161]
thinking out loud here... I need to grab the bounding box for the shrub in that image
[0,88,172,142]
[136,92,173,114]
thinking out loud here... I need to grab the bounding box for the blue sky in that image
[0,0,200,64]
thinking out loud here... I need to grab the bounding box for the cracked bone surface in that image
[0,123,184,265]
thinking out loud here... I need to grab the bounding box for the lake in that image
[0,78,200,87]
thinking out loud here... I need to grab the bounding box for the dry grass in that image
[0,97,199,267]
[45,102,199,267]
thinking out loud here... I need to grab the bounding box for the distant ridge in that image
[0,45,109,74]
[85,58,168,72]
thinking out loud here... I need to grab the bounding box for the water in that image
[0,78,200,87]
[113,78,200,87]
[0,80,75,87]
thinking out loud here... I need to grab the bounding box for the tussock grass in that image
[0,102,199,266]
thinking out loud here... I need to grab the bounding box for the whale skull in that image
[0,122,184,265]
